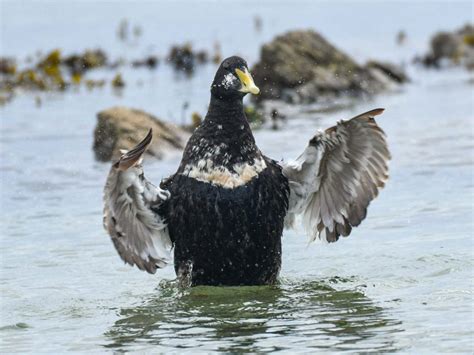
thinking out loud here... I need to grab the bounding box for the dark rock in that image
[0,58,16,75]
[168,43,196,72]
[252,30,397,104]
[131,56,158,69]
[414,54,439,68]
[431,32,461,61]
[419,24,474,68]
[168,43,210,72]
[63,49,107,74]
[93,107,190,162]
[366,61,409,84]
[196,51,208,63]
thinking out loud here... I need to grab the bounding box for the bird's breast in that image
[181,156,267,189]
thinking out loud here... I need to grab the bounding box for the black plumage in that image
[159,168,288,286]
[159,57,289,285]
[103,56,391,287]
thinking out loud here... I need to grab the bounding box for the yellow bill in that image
[235,68,260,95]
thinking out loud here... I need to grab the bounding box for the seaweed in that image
[111,74,125,88]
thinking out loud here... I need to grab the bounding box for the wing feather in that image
[103,162,172,274]
[283,108,390,242]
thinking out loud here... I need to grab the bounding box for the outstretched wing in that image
[103,129,173,273]
[282,108,390,242]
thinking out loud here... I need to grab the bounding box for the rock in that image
[431,32,462,61]
[195,50,209,64]
[366,61,409,84]
[93,107,190,162]
[252,30,396,104]
[168,43,210,73]
[131,56,158,69]
[168,43,196,72]
[0,58,16,75]
[63,49,108,74]
[419,24,474,68]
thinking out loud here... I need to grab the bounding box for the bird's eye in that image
[223,61,230,70]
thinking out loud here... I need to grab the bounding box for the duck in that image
[103,56,390,286]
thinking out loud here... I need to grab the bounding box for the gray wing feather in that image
[282,108,390,243]
[103,166,172,273]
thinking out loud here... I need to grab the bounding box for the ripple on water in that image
[0,323,30,331]
[103,279,404,352]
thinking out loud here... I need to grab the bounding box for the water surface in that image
[1,1,473,353]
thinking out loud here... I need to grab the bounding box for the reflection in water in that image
[104,279,402,352]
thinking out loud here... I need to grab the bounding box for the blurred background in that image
[0,0,473,353]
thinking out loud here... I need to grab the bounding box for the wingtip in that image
[116,129,153,170]
[349,108,386,122]
[371,108,385,116]
[139,128,153,148]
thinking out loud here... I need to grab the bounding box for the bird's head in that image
[211,56,260,100]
